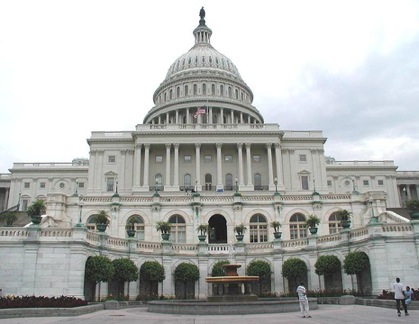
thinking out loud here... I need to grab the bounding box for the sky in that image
[1,0,419,173]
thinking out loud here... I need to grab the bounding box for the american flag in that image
[193,107,206,118]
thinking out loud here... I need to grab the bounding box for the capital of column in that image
[216,143,222,149]
[144,143,150,149]
[266,143,272,149]
[173,143,180,149]
[135,143,142,149]
[165,143,172,149]
[195,143,201,148]
[237,142,243,149]
[245,142,251,149]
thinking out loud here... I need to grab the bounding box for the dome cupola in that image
[143,8,263,125]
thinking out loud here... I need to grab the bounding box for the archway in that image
[208,214,227,243]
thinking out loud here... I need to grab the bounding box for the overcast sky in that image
[1,0,418,173]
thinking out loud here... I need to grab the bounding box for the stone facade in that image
[1,9,419,300]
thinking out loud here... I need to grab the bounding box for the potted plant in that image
[406,199,419,220]
[1,211,18,226]
[196,224,209,242]
[305,214,320,235]
[126,217,138,238]
[234,223,247,241]
[270,220,282,239]
[26,199,46,225]
[156,221,172,241]
[95,210,109,232]
[336,209,351,229]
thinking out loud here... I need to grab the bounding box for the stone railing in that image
[207,244,234,254]
[0,228,29,238]
[281,238,309,248]
[0,222,417,257]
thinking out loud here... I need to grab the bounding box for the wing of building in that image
[0,8,418,300]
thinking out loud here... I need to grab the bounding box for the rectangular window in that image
[363,180,369,186]
[204,155,212,163]
[184,155,192,163]
[378,180,384,186]
[40,182,46,189]
[108,155,116,163]
[299,154,307,162]
[253,155,260,162]
[78,182,85,188]
[301,175,309,190]
[24,182,30,189]
[21,199,29,211]
[327,180,332,186]
[155,155,163,163]
[106,177,115,192]
[224,155,233,162]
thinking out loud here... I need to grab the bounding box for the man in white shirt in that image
[296,282,311,318]
[393,277,409,316]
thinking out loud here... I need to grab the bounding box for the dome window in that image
[209,56,212,63]
[188,57,191,65]
[202,56,205,63]
[182,58,186,67]
[195,56,198,64]
[215,57,219,64]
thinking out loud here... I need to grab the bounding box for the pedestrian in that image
[296,282,311,318]
[393,277,409,316]
[405,286,413,306]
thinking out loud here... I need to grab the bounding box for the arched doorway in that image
[208,214,227,243]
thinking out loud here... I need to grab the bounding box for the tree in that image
[343,251,370,295]
[282,258,307,292]
[174,262,200,299]
[139,261,165,299]
[211,260,230,277]
[315,255,341,276]
[315,255,342,290]
[112,258,138,298]
[247,259,271,295]
[85,255,115,301]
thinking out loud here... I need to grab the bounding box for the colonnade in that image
[126,142,284,192]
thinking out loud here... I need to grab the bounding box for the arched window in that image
[127,215,145,240]
[290,213,307,239]
[228,87,232,98]
[185,85,188,96]
[164,92,167,101]
[250,214,268,243]
[176,86,180,97]
[193,84,198,95]
[211,84,215,95]
[169,215,186,243]
[205,173,212,191]
[86,216,97,231]
[155,174,162,191]
[169,89,173,99]
[235,89,239,99]
[184,174,192,190]
[225,173,233,191]
[254,173,262,190]
[329,212,342,234]
[220,85,224,96]
[203,83,207,95]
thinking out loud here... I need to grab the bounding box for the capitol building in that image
[0,9,418,300]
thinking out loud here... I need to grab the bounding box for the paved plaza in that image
[0,305,416,324]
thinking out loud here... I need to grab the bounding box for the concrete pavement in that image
[0,304,416,324]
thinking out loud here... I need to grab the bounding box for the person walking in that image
[296,282,311,318]
[393,277,409,316]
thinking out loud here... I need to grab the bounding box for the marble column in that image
[216,143,223,191]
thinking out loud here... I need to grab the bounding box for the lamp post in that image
[368,197,379,224]
[274,177,280,196]
[235,177,238,194]
[75,199,84,227]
